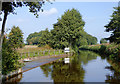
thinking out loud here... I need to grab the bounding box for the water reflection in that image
[3,51,120,83]
[105,60,120,83]
[40,51,98,82]
[78,51,97,65]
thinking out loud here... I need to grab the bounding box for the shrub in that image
[2,42,22,75]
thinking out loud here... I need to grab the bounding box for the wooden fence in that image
[19,50,64,59]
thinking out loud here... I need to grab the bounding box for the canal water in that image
[4,51,120,83]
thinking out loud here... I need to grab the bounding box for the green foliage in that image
[2,37,22,75]
[100,38,107,44]
[38,28,52,47]
[80,44,120,62]
[50,8,97,49]
[26,8,98,50]
[8,26,24,49]
[49,8,85,49]
[27,32,42,45]
[2,1,45,17]
[26,28,51,46]
[105,7,120,44]
[99,45,106,53]
[2,26,24,75]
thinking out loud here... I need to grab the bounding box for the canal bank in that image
[2,53,72,82]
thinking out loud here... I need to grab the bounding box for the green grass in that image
[17,45,64,59]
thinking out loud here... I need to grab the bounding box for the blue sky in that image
[0,2,118,43]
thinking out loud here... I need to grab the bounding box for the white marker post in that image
[64,58,70,63]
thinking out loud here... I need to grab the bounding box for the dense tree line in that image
[27,8,97,50]
[27,28,51,46]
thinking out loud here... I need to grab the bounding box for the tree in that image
[8,26,24,49]
[51,8,85,49]
[100,38,107,44]
[38,28,52,47]
[104,6,120,44]
[2,35,22,75]
[26,28,51,46]
[0,0,51,60]
[0,0,52,75]
[27,32,42,45]
[50,8,97,49]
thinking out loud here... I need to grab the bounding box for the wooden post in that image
[54,50,55,56]
[34,52,35,56]
[25,52,26,58]
[49,50,50,56]
[28,52,29,58]
[59,50,60,55]
[43,51,45,55]
[38,52,39,56]
[21,53,22,58]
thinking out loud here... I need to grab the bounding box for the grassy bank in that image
[79,43,120,62]
[17,45,53,53]
[17,45,64,59]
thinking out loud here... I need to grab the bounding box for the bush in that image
[99,45,106,53]
[2,40,22,75]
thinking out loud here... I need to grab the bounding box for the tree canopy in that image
[2,26,24,75]
[105,6,120,44]
[1,1,45,46]
[26,8,98,50]
[50,8,97,49]
[100,38,107,44]
[8,26,24,49]
[26,28,51,46]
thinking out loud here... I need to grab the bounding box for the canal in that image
[4,51,120,83]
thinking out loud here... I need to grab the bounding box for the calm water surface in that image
[5,51,120,83]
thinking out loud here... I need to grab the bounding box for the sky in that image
[0,1,119,43]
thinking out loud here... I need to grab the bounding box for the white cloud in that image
[40,8,58,16]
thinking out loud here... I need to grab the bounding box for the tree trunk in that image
[0,12,8,59]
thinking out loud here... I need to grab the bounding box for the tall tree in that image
[8,26,24,49]
[105,6,120,44]
[51,8,85,49]
[2,37,22,75]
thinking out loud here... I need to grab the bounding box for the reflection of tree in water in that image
[77,50,97,65]
[51,60,85,82]
[41,59,85,82]
[105,62,120,83]
[40,63,52,77]
[40,51,98,83]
